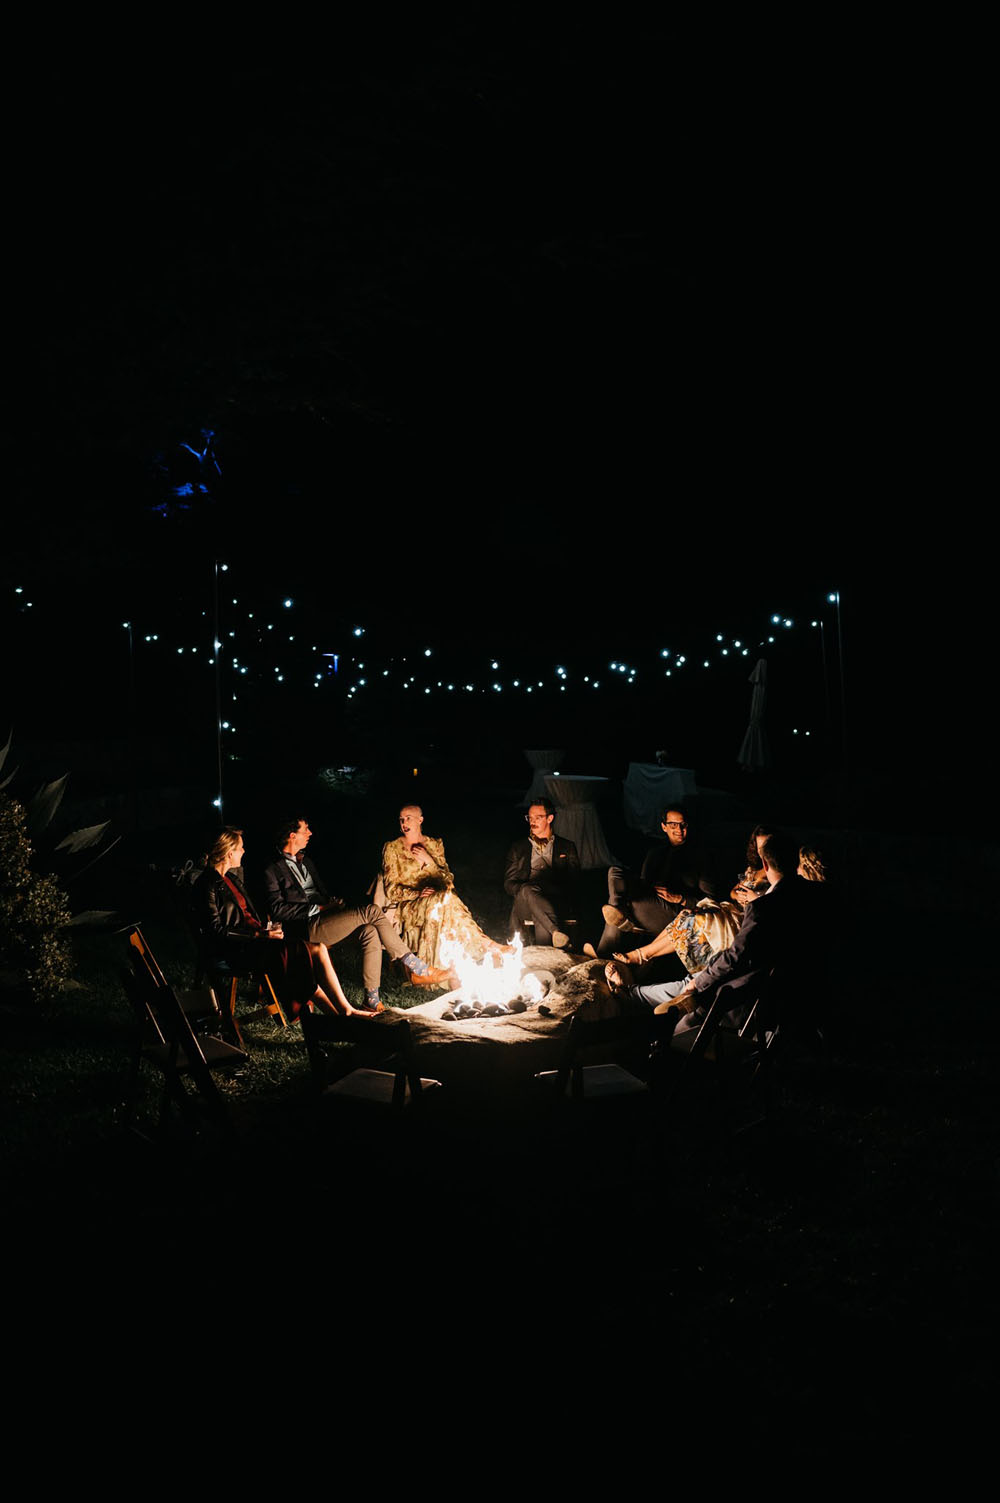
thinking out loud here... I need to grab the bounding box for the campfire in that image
[434,927,548,1020]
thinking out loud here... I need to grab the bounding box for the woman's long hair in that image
[745,823,776,870]
[798,845,827,881]
[206,826,244,870]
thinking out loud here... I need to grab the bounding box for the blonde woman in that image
[195,827,375,1016]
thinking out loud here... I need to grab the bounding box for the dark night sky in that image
[1,29,972,778]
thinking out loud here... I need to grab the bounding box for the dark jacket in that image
[193,866,263,955]
[262,851,330,938]
[690,874,825,1024]
[504,836,580,900]
[639,840,717,906]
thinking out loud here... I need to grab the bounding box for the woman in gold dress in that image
[380,805,499,968]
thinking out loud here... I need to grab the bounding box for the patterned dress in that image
[665,865,772,975]
[380,835,490,967]
[665,902,743,975]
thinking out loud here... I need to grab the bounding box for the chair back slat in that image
[128,926,169,991]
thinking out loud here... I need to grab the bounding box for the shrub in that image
[0,793,73,1000]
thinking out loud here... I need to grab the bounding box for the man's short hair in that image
[274,815,306,850]
[528,798,555,818]
[759,832,799,878]
[661,805,689,826]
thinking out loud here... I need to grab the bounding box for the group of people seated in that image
[594,813,829,1040]
[193,804,513,1019]
[192,796,827,1035]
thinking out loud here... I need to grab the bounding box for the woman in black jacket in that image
[195,827,376,1016]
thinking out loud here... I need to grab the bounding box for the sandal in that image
[604,960,634,993]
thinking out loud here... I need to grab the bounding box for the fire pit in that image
[435,932,547,1019]
[389,946,608,1093]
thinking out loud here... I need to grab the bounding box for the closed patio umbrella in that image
[738,657,771,770]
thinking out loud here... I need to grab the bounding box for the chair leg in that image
[218,977,244,1049]
[570,1061,584,1101]
[260,974,287,1028]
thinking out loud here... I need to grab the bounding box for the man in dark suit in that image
[596,805,717,955]
[262,816,451,1007]
[614,832,822,1033]
[504,798,580,947]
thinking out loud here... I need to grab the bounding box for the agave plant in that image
[0,731,121,999]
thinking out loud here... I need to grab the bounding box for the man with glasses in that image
[594,806,717,956]
[504,798,580,948]
[607,831,823,1040]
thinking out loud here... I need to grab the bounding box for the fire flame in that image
[433,917,544,1009]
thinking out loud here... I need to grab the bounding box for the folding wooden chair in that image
[655,968,790,1132]
[534,999,648,1102]
[300,1009,440,1110]
[202,968,288,1046]
[127,925,223,1036]
[121,965,247,1136]
[189,940,289,1044]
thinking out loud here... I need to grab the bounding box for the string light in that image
[97,573,835,736]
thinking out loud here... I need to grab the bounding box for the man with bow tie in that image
[504,798,580,947]
[262,816,450,1008]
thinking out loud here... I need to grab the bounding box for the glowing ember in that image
[434,922,545,1015]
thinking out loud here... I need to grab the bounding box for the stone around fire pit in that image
[389,947,606,1093]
